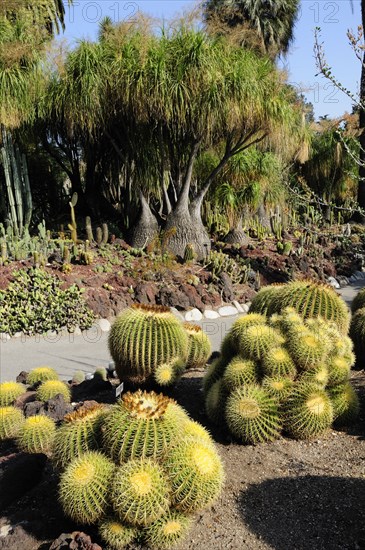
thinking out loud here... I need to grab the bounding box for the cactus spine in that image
[184,323,211,369]
[0,381,26,406]
[36,380,71,403]
[16,415,56,454]
[102,391,183,463]
[59,451,115,524]
[111,458,171,527]
[0,406,25,440]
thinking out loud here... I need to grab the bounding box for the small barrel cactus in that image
[284,382,334,440]
[99,517,139,550]
[328,382,360,425]
[0,406,25,440]
[27,366,59,386]
[0,381,26,406]
[239,324,284,361]
[102,390,184,463]
[59,451,115,524]
[184,323,211,369]
[16,415,56,454]
[222,357,258,391]
[111,458,171,527]
[53,404,107,469]
[36,380,71,403]
[144,511,192,549]
[225,384,282,444]
[183,243,195,263]
[108,304,189,385]
[164,439,224,513]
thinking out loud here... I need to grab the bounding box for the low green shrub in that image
[0,268,95,335]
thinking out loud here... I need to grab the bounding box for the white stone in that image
[73,326,82,336]
[218,305,238,317]
[185,308,203,322]
[0,333,10,342]
[204,310,220,319]
[242,303,250,313]
[327,276,340,290]
[170,307,185,321]
[232,301,244,313]
[0,525,12,538]
[96,318,111,332]
[13,332,22,338]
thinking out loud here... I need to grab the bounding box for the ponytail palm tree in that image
[42,21,305,257]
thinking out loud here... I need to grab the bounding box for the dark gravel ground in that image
[1,369,365,550]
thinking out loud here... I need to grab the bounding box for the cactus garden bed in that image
[1,366,365,550]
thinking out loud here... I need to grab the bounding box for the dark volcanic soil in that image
[1,369,365,550]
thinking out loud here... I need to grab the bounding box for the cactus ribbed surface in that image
[111,459,171,527]
[222,357,258,392]
[203,357,226,395]
[284,383,333,440]
[108,304,188,385]
[351,287,365,314]
[144,511,192,549]
[262,376,294,402]
[27,366,59,386]
[59,451,115,524]
[53,404,107,469]
[230,313,267,349]
[0,406,25,440]
[0,381,26,406]
[250,280,350,334]
[329,383,360,425]
[165,439,224,513]
[16,415,56,454]
[36,380,71,403]
[286,330,327,370]
[102,391,183,463]
[225,384,282,444]
[184,323,211,369]
[349,307,365,367]
[205,378,227,425]
[239,324,284,361]
[99,517,138,549]
[262,347,297,379]
[327,357,351,386]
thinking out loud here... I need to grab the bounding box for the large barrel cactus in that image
[250,280,350,334]
[349,306,365,367]
[108,304,189,385]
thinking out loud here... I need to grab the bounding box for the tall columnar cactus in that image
[0,406,25,440]
[108,304,189,385]
[1,128,32,236]
[250,280,350,334]
[53,404,107,469]
[68,192,78,244]
[0,381,26,406]
[16,415,56,454]
[102,391,184,463]
[111,458,171,527]
[184,323,211,369]
[59,451,115,524]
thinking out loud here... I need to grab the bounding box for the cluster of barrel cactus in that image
[349,287,365,368]
[204,307,359,444]
[108,304,211,387]
[249,280,350,335]
[56,391,224,549]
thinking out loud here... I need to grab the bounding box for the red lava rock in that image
[15,371,29,384]
[134,282,158,304]
[49,532,102,550]
[14,391,36,410]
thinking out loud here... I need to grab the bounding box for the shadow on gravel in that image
[239,475,365,550]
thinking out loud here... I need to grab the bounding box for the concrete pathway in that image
[0,318,237,382]
[1,280,365,383]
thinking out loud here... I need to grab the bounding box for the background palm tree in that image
[204,0,300,59]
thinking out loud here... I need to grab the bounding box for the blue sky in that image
[61,1,362,120]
